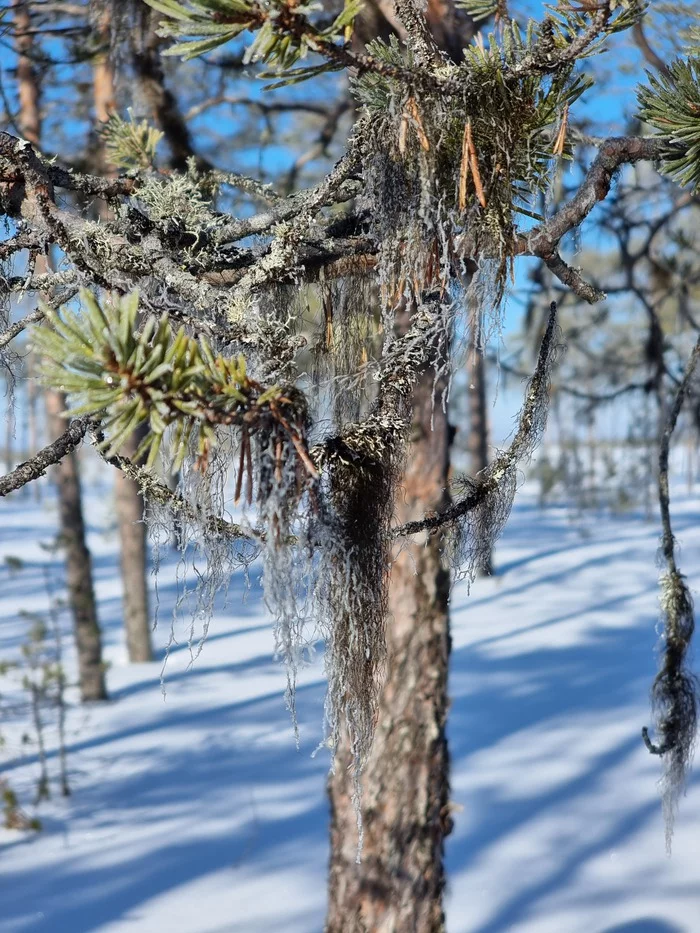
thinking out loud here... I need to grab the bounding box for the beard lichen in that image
[354,27,591,317]
[454,301,560,583]
[642,335,700,852]
[646,569,699,852]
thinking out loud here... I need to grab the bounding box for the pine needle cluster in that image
[145,0,361,87]
[637,56,700,190]
[99,110,164,171]
[32,290,309,477]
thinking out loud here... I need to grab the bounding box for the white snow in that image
[1,478,700,933]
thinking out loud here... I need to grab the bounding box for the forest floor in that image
[1,476,700,933]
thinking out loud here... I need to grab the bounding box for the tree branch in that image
[632,20,670,78]
[0,416,90,497]
[521,136,663,257]
[94,438,252,543]
[0,305,47,349]
[394,301,559,537]
[543,252,606,304]
[517,136,664,300]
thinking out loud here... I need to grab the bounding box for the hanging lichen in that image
[643,335,700,852]
[394,301,561,585]
[31,290,322,733]
[354,27,592,315]
[311,301,452,785]
[309,275,382,430]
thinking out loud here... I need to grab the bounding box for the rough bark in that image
[326,7,465,927]
[114,429,153,662]
[45,392,107,702]
[326,369,452,933]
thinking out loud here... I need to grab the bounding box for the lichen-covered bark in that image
[45,391,107,702]
[326,368,452,933]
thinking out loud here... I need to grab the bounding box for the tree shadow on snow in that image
[444,533,700,933]
[601,921,683,933]
[0,678,330,933]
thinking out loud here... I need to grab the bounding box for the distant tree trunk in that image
[114,429,153,662]
[26,351,41,501]
[13,0,107,702]
[12,1,40,146]
[466,325,492,575]
[92,10,153,663]
[92,8,117,165]
[46,392,107,702]
[326,367,452,933]
[130,11,203,171]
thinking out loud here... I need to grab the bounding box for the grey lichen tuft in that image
[643,334,700,851]
[646,569,699,851]
[355,27,592,311]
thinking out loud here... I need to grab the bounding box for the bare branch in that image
[208,169,281,202]
[521,136,664,262]
[543,252,606,304]
[0,305,47,349]
[632,20,670,77]
[185,95,331,122]
[283,100,351,195]
[0,416,90,497]
[213,140,363,245]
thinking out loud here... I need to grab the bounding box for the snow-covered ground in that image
[2,478,700,933]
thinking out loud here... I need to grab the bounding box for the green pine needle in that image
[30,290,298,472]
[637,56,700,191]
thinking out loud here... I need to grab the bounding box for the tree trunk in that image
[27,351,41,501]
[114,429,153,662]
[13,0,107,702]
[326,7,474,928]
[91,11,153,663]
[93,17,115,121]
[45,392,107,702]
[466,326,492,575]
[130,11,204,172]
[12,1,40,148]
[326,370,452,933]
